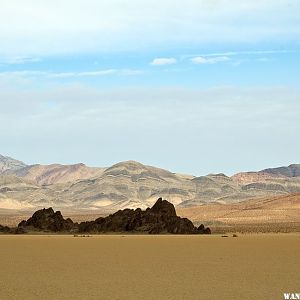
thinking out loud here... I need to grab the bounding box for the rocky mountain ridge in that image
[0,155,26,173]
[0,155,299,211]
[232,164,300,184]
[3,163,105,185]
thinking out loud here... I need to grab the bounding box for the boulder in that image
[18,207,75,232]
[197,224,211,234]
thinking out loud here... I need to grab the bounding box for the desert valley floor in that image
[0,234,299,300]
[1,192,300,233]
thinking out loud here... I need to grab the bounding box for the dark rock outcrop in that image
[198,224,211,234]
[0,224,11,233]
[79,198,211,234]
[0,224,26,234]
[18,207,75,232]
[15,198,211,234]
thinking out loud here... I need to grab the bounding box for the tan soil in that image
[0,234,299,299]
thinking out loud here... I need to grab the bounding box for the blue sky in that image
[0,0,299,175]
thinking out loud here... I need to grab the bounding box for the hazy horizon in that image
[1,152,299,177]
[1,0,299,176]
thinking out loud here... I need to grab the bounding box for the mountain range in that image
[0,154,300,211]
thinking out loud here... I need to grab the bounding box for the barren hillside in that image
[178,193,300,224]
[1,156,300,211]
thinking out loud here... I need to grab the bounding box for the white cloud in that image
[191,56,230,64]
[0,70,47,78]
[49,69,117,78]
[182,50,297,59]
[50,69,144,77]
[151,58,177,66]
[1,56,41,65]
[0,69,143,80]
[0,0,299,56]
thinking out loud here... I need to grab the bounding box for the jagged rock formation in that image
[79,198,211,234]
[18,207,75,232]
[16,198,211,234]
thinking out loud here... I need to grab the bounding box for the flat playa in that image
[0,235,299,299]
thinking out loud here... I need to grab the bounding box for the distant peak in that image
[288,164,300,168]
[0,154,27,173]
[69,163,86,169]
[76,163,86,167]
[118,160,144,166]
[208,173,229,178]
[107,160,145,170]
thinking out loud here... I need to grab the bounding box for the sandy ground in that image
[177,193,300,225]
[0,235,299,299]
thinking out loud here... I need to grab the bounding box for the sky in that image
[0,0,300,176]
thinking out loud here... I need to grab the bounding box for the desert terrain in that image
[1,155,300,212]
[178,193,300,233]
[1,155,300,233]
[1,1,299,299]
[0,234,299,300]
[1,193,299,233]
